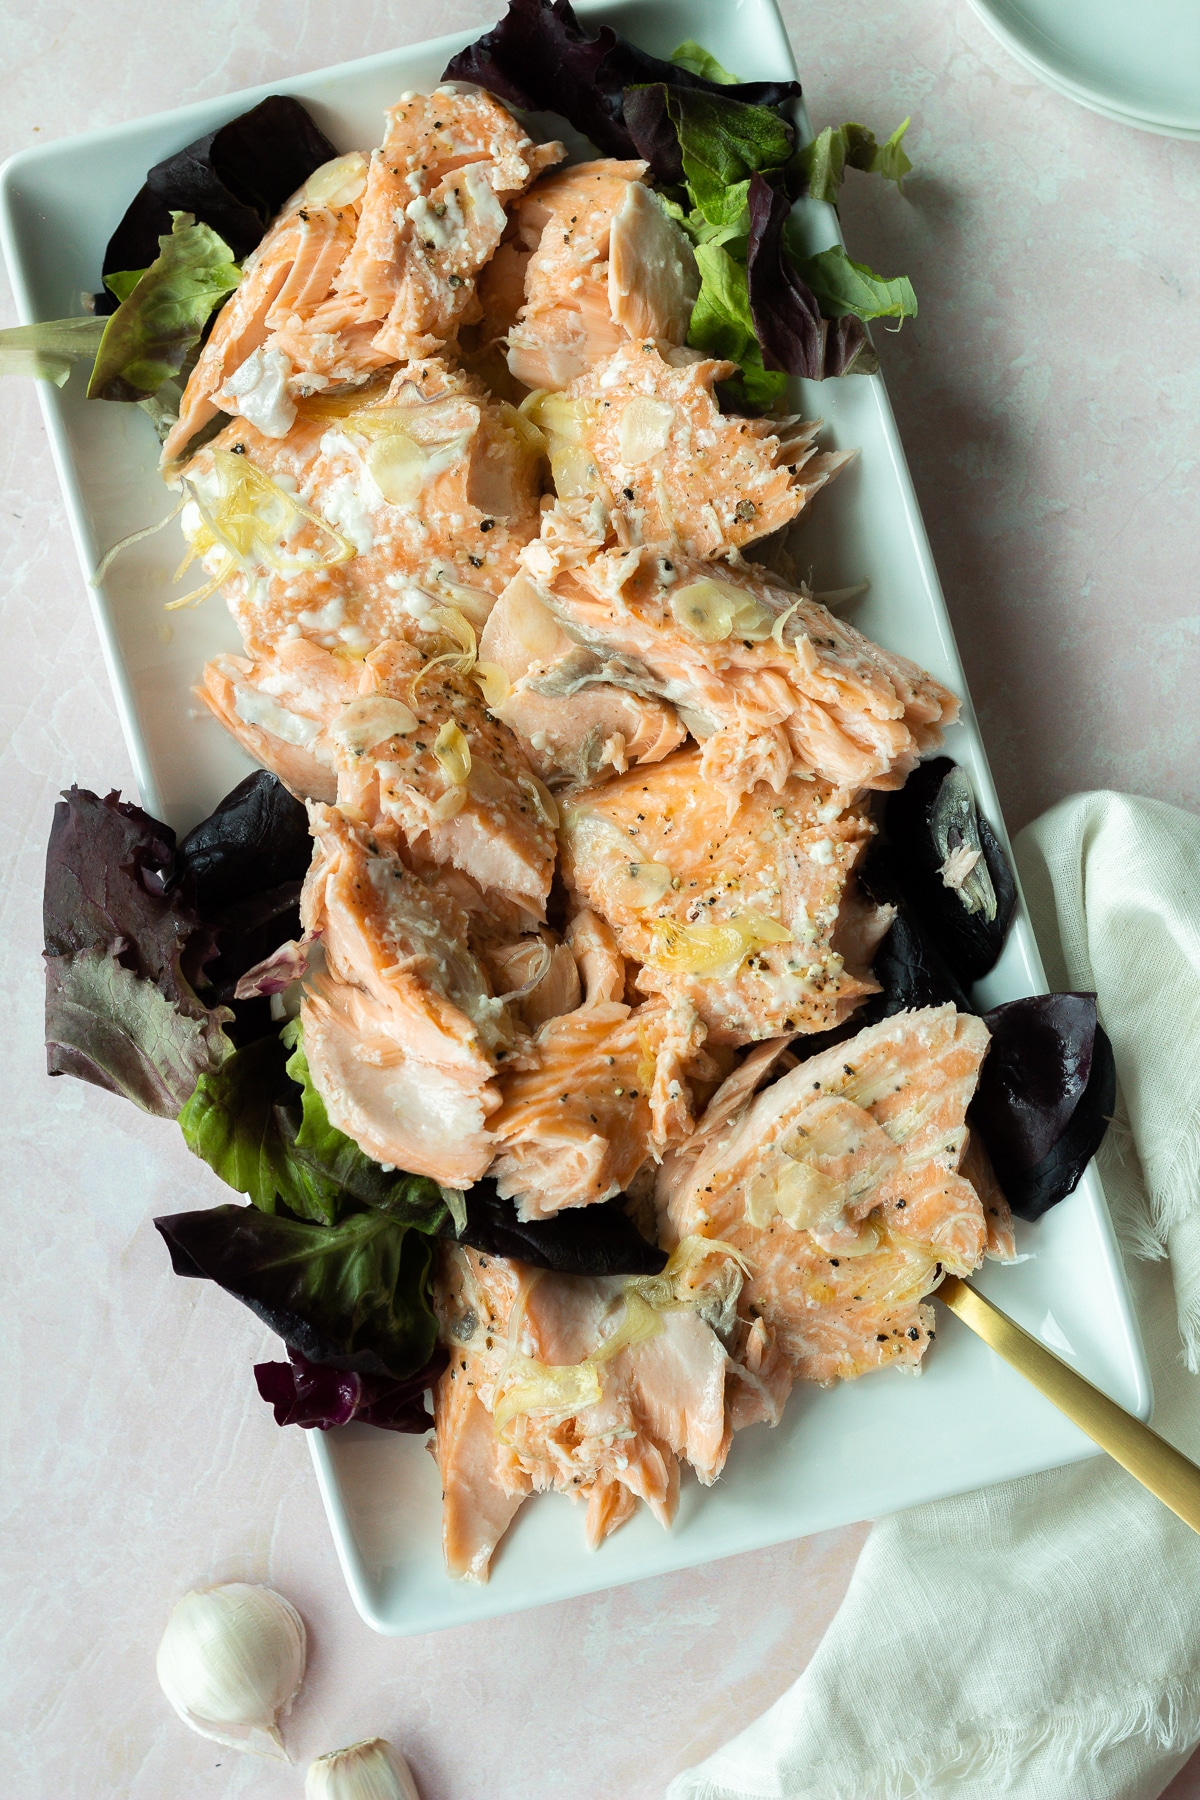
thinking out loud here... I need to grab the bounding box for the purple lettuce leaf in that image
[971,994,1115,1221]
[254,1343,449,1433]
[42,788,231,1114]
[746,174,868,380]
[99,96,339,312]
[450,1179,667,1277]
[442,0,798,163]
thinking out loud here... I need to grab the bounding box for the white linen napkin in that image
[668,792,1200,1800]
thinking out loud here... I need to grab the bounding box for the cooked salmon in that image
[499,160,699,389]
[526,341,853,557]
[163,95,562,463]
[487,908,715,1217]
[199,632,557,913]
[175,359,546,658]
[516,537,960,796]
[559,746,882,1046]
[477,570,686,783]
[337,88,563,364]
[432,1241,738,1577]
[657,1005,992,1390]
[298,802,526,1185]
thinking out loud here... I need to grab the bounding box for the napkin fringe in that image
[761,1676,1200,1800]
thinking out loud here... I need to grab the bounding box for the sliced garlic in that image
[305,1736,421,1800]
[517,770,559,829]
[473,660,513,710]
[302,152,369,210]
[331,695,418,755]
[618,395,675,466]
[668,577,774,644]
[521,391,600,497]
[156,1582,306,1760]
[434,720,472,787]
[646,908,792,977]
[610,860,673,910]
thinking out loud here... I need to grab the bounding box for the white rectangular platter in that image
[1,0,1151,1636]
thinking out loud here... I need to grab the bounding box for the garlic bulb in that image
[156,1582,307,1759]
[306,1737,421,1800]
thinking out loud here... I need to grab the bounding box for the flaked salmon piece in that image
[484,931,582,1030]
[163,174,369,462]
[176,360,545,658]
[566,906,626,1006]
[560,747,878,1046]
[333,639,556,913]
[501,160,699,389]
[487,988,712,1218]
[431,1244,735,1576]
[478,572,685,783]
[517,538,960,796]
[532,341,851,556]
[657,1005,992,1388]
[199,634,556,912]
[961,1128,1017,1261]
[302,974,499,1186]
[434,1368,531,1582]
[297,803,524,1184]
[197,638,359,803]
[335,88,563,363]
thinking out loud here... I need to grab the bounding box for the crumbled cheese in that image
[219,347,297,438]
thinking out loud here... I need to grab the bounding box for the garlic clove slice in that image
[156,1582,307,1761]
[305,1736,421,1800]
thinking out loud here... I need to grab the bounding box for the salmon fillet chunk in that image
[478,570,686,784]
[337,87,563,364]
[527,340,852,556]
[432,1242,736,1578]
[175,360,546,658]
[488,909,714,1217]
[657,1005,993,1394]
[516,537,960,796]
[163,158,374,461]
[299,803,527,1185]
[493,159,699,389]
[201,635,557,912]
[560,747,882,1046]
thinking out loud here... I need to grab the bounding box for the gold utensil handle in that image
[939,1275,1200,1534]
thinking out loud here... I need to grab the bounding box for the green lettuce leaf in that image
[791,241,917,321]
[88,213,240,403]
[794,119,912,204]
[103,268,147,306]
[155,1202,440,1378]
[179,1032,340,1224]
[0,316,107,386]
[666,86,793,232]
[669,39,738,84]
[688,240,788,407]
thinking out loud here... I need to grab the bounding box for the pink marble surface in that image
[3,1,1199,1795]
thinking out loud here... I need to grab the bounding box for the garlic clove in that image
[156,1582,307,1760]
[305,1737,421,1800]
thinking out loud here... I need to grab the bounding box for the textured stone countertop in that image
[3,2,1198,1795]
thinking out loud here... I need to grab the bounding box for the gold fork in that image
[938,1276,1200,1533]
